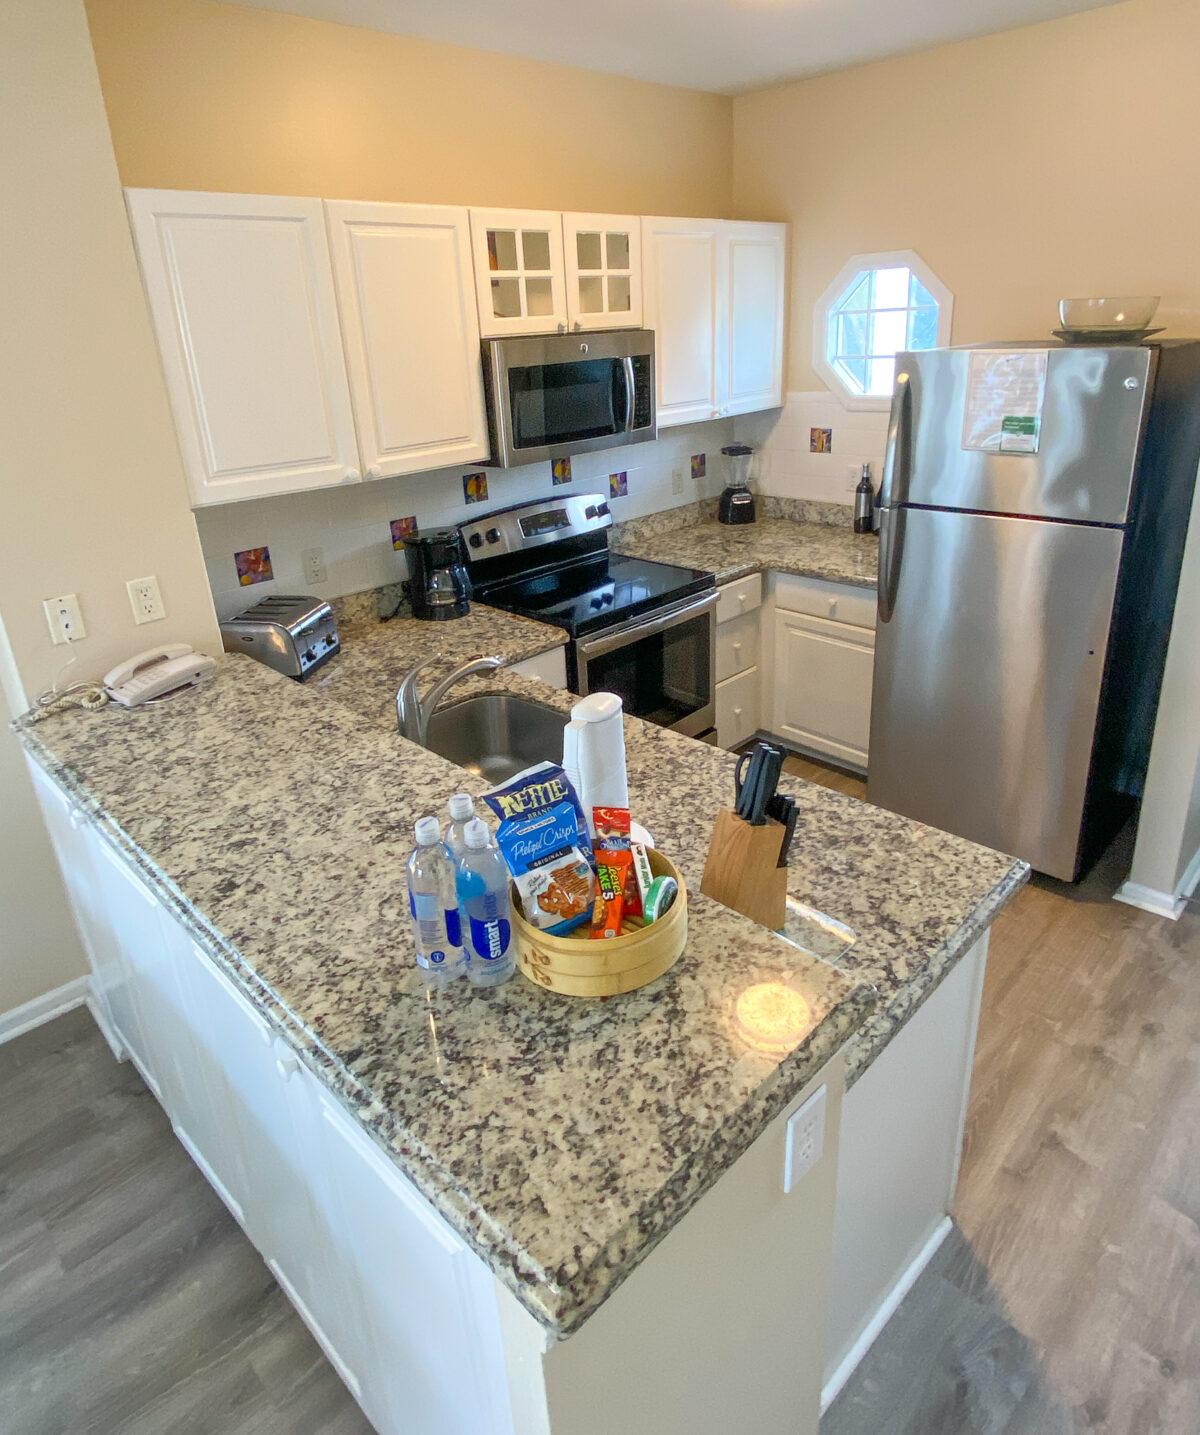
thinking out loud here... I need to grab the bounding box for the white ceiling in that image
[231,0,1120,94]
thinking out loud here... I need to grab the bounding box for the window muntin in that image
[828,264,939,398]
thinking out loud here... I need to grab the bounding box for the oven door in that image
[484,332,656,467]
[575,589,717,737]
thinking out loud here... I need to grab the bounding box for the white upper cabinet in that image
[324,201,488,479]
[562,213,643,331]
[643,217,786,428]
[641,217,724,427]
[724,222,786,417]
[126,189,360,507]
[469,208,568,337]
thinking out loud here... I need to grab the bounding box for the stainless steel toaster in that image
[220,595,339,679]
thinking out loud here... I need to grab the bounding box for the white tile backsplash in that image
[735,391,888,505]
[196,420,735,619]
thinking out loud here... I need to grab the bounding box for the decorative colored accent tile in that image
[609,471,628,499]
[690,453,706,480]
[463,472,489,504]
[810,427,833,454]
[389,516,417,550]
[234,546,273,586]
[551,457,572,486]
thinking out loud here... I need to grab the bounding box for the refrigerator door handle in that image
[880,365,912,508]
[877,503,906,624]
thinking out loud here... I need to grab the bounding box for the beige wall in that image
[85,0,733,216]
[1,0,221,707]
[733,0,1199,391]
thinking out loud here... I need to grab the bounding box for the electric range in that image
[462,493,718,738]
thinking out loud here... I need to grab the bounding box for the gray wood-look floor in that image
[4,757,1197,1433]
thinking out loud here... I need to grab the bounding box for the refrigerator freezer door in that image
[888,346,1153,524]
[868,508,1123,880]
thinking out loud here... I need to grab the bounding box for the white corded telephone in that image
[103,644,217,707]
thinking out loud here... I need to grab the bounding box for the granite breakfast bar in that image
[17,517,1026,1434]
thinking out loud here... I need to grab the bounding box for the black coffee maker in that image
[403,529,471,620]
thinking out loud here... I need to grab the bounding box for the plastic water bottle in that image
[445,792,476,857]
[406,816,465,985]
[455,818,515,987]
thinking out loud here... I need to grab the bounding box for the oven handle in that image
[576,588,718,662]
[622,356,636,433]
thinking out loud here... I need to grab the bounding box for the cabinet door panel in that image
[563,212,642,330]
[126,189,359,505]
[724,223,785,416]
[716,610,761,682]
[470,208,567,337]
[325,201,487,477]
[310,1087,513,1435]
[642,218,723,427]
[774,611,874,769]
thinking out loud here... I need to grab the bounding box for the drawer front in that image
[772,573,876,630]
[716,572,763,624]
[716,666,760,750]
[716,609,761,682]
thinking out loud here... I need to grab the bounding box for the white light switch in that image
[783,1084,827,1193]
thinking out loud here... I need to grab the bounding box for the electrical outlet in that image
[671,468,685,496]
[783,1084,827,1193]
[845,463,861,492]
[43,594,86,646]
[302,547,327,585]
[127,576,165,625]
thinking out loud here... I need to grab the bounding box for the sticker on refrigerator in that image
[962,350,1047,454]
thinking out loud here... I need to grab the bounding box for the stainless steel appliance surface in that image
[869,340,1200,881]
[481,329,655,468]
[463,492,717,738]
[220,595,339,679]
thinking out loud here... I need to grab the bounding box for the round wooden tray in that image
[513,849,687,997]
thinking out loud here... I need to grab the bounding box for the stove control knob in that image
[468,533,482,548]
[597,502,610,516]
[485,528,501,544]
[584,505,598,519]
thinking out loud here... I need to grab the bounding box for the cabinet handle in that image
[343,468,360,482]
[557,322,567,334]
[734,706,743,717]
[366,466,382,481]
[733,642,742,655]
[829,598,838,617]
[739,592,748,606]
[275,1052,300,1081]
[573,321,582,332]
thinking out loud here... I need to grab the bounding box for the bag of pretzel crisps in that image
[481,762,596,936]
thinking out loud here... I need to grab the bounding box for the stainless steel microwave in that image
[481,330,656,468]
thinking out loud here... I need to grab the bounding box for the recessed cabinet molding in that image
[325,201,488,478]
[642,217,785,428]
[562,213,643,330]
[469,207,569,337]
[126,189,361,507]
[772,604,875,770]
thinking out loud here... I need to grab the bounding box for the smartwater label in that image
[468,914,512,962]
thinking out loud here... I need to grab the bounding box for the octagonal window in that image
[814,251,953,409]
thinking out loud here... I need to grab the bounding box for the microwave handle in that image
[622,356,636,433]
[576,588,718,662]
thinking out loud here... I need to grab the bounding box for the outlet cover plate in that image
[43,594,85,646]
[302,547,327,585]
[783,1083,827,1194]
[127,576,165,625]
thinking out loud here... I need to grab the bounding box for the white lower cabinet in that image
[772,609,874,770]
[714,575,762,748]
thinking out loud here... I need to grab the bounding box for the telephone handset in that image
[103,644,217,707]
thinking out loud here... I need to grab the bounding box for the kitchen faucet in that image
[396,654,503,745]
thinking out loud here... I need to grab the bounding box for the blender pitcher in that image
[718,444,756,525]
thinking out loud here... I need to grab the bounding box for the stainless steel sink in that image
[423,693,565,784]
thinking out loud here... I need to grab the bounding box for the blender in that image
[718,443,757,525]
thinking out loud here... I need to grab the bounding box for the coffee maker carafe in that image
[718,443,757,525]
[403,529,471,620]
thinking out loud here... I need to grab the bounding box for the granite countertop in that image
[611,505,879,589]
[15,564,1026,1341]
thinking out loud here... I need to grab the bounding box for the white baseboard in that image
[0,974,90,1046]
[1113,880,1186,921]
[820,1215,952,1414]
[1177,844,1200,904]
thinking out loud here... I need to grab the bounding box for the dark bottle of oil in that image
[853,464,875,534]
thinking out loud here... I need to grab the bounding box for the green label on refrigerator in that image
[999,415,1039,453]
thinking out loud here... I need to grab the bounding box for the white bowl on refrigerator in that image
[1058,296,1160,331]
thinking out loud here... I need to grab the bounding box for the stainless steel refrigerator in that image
[867,340,1200,881]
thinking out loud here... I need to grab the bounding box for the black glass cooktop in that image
[476,552,714,638]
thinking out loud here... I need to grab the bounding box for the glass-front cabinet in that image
[469,208,567,337]
[563,213,643,331]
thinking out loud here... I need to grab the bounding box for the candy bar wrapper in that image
[590,805,638,939]
[483,762,594,936]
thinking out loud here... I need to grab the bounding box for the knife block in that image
[700,809,788,931]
